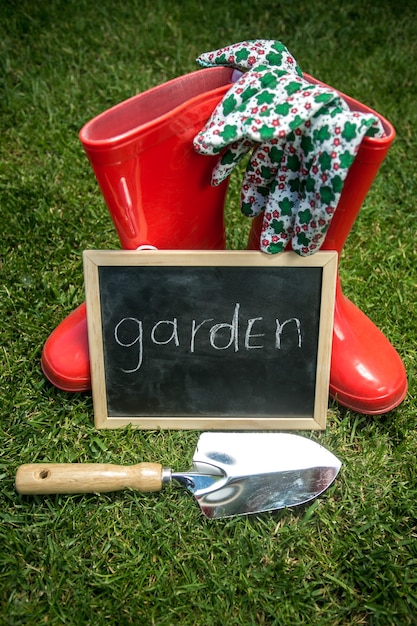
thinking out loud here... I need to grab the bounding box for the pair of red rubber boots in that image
[41,66,407,414]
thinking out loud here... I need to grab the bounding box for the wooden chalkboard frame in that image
[84,250,337,430]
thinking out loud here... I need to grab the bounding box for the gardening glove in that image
[195,40,305,183]
[193,40,385,255]
[196,39,303,75]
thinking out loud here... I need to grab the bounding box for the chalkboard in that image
[83,250,337,430]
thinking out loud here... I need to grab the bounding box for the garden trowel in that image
[15,432,341,519]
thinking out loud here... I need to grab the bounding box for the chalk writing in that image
[114,303,302,374]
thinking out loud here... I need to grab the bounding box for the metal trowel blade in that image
[173,432,341,519]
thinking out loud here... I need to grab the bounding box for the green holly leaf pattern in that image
[287,154,301,172]
[235,48,250,63]
[240,86,259,103]
[219,124,239,141]
[267,241,286,253]
[289,178,301,192]
[279,197,294,215]
[265,50,283,66]
[339,150,355,169]
[223,94,237,116]
[365,124,380,137]
[269,146,283,163]
[289,115,304,130]
[270,179,279,193]
[260,72,278,90]
[296,232,310,246]
[216,53,228,65]
[298,208,312,224]
[257,184,270,197]
[329,105,344,118]
[254,63,269,73]
[314,92,334,104]
[256,90,275,105]
[220,150,237,166]
[342,121,357,141]
[318,151,332,171]
[274,102,292,116]
[257,124,277,140]
[271,219,286,234]
[241,201,255,216]
[313,125,331,142]
[331,174,344,193]
[320,186,335,204]
[305,176,316,193]
[301,135,314,155]
[285,81,302,96]
[260,165,274,179]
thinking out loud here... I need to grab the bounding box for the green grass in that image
[1,0,416,623]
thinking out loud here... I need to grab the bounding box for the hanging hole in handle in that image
[38,469,50,480]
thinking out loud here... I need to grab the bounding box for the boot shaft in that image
[79,67,234,250]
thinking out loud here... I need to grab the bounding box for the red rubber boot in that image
[41,67,233,392]
[247,75,407,414]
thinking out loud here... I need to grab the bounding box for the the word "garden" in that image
[113,303,302,373]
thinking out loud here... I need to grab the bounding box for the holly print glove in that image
[193,40,384,255]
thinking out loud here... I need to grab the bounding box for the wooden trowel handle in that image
[15,462,163,495]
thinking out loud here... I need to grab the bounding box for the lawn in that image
[1,0,416,624]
